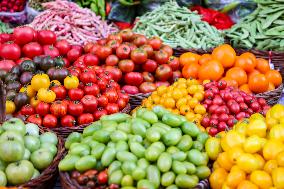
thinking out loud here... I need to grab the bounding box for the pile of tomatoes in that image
[210,104,284,189]
[201,81,270,136]
[81,29,180,94]
[180,44,282,94]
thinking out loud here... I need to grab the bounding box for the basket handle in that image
[0,80,5,123]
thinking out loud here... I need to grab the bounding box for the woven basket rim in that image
[256,83,283,96]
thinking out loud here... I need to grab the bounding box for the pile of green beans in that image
[133,1,224,50]
[226,0,284,51]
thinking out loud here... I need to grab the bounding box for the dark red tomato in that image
[68,88,84,101]
[16,57,31,65]
[22,42,43,59]
[209,119,218,127]
[83,54,99,66]
[131,48,147,64]
[147,37,162,50]
[107,39,120,52]
[172,70,182,82]
[84,42,95,53]
[118,92,129,103]
[97,78,107,91]
[120,29,134,42]
[73,59,86,70]
[258,98,267,107]
[61,115,76,127]
[123,42,137,51]
[50,85,67,100]
[217,80,227,90]
[251,101,260,112]
[97,39,107,46]
[38,30,57,45]
[27,114,42,126]
[107,34,123,43]
[118,59,134,73]
[81,95,98,113]
[36,102,50,116]
[155,50,169,64]
[43,45,60,58]
[208,127,218,136]
[106,55,119,66]
[0,33,12,43]
[142,59,158,73]
[80,70,97,84]
[94,108,108,121]
[97,94,108,107]
[124,72,143,86]
[116,44,131,59]
[67,49,81,62]
[161,45,173,57]
[0,43,21,60]
[104,90,119,103]
[84,83,100,96]
[78,113,94,125]
[96,46,112,60]
[218,122,227,131]
[229,103,241,114]
[63,58,70,67]
[236,112,246,120]
[167,56,180,71]
[155,64,173,81]
[107,80,120,91]
[13,26,35,46]
[142,72,154,82]
[43,114,58,128]
[133,35,147,47]
[99,71,113,81]
[55,40,71,55]
[121,85,139,95]
[219,113,229,123]
[139,82,157,93]
[68,67,81,77]
[20,104,35,116]
[50,101,68,117]
[105,66,122,82]
[71,45,84,54]
[201,116,210,128]
[212,96,223,106]
[239,102,248,111]
[155,81,170,87]
[117,98,127,110]
[141,44,154,58]
[105,103,119,114]
[68,101,84,116]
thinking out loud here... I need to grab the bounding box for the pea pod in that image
[147,165,161,188]
[65,132,82,149]
[101,113,130,123]
[116,151,137,162]
[157,152,172,172]
[161,172,175,187]
[109,170,123,185]
[58,155,80,171]
[108,161,121,175]
[101,147,116,166]
[75,155,97,172]
[129,142,145,158]
[92,130,110,143]
[162,113,183,127]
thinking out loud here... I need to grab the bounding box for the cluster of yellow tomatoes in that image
[142,78,207,130]
[210,104,284,189]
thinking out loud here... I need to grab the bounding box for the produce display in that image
[226,0,284,51]
[60,106,213,188]
[29,0,118,45]
[28,0,53,11]
[0,0,26,12]
[210,104,284,188]
[180,44,283,93]
[0,118,58,186]
[133,1,224,50]
[75,0,109,20]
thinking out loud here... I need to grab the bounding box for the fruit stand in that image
[0,0,284,188]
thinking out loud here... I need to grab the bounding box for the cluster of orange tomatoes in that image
[180,44,282,94]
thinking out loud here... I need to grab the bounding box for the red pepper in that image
[114,21,133,30]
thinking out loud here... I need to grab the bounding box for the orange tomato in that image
[226,67,248,86]
[265,70,282,87]
[248,69,260,81]
[239,84,252,94]
[221,77,238,88]
[268,82,275,91]
[237,180,258,189]
[179,104,191,115]
[198,60,224,81]
[199,54,212,65]
[212,44,236,68]
[226,166,246,188]
[250,170,273,189]
[242,52,256,63]
[235,53,256,73]
[256,58,270,73]
[182,62,200,79]
[248,73,269,93]
[217,152,233,171]
[179,52,200,67]
[210,168,228,189]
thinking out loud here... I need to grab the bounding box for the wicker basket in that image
[129,93,151,110]
[256,84,283,106]
[173,47,213,57]
[60,170,209,189]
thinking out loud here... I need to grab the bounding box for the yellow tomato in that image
[222,183,232,189]
[151,95,160,104]
[269,104,284,120]
[243,135,263,153]
[179,88,188,97]
[193,92,204,101]
[276,151,284,166]
[234,120,248,136]
[167,86,174,93]
[246,119,267,138]
[250,170,272,189]
[249,113,265,121]
[179,104,191,115]
[50,80,61,86]
[237,180,258,189]
[217,152,233,171]
[266,117,278,130]
[213,161,221,170]
[264,160,278,174]
[187,78,199,86]
[269,124,284,142]
[226,166,246,188]
[194,104,206,115]
[254,154,265,170]
[177,78,187,83]
[263,139,284,160]
[172,90,183,100]
[164,97,175,109]
[227,146,244,163]
[30,97,40,108]
[64,75,79,90]
[221,130,245,152]
[210,168,228,189]
[31,74,50,91]
[203,79,211,84]
[5,100,15,114]
[176,98,187,109]
[187,85,199,95]
[272,167,284,188]
[144,101,152,109]
[236,153,259,173]
[188,98,199,109]
[194,114,202,120]
[37,88,56,103]
[177,83,187,89]
[19,85,36,98]
[157,86,167,96]
[185,112,196,121]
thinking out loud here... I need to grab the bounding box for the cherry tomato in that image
[104,90,119,103]
[43,114,58,128]
[97,94,108,107]
[117,98,127,110]
[0,43,21,61]
[68,88,84,101]
[105,66,122,82]
[78,113,94,125]
[107,39,120,52]
[141,44,154,58]
[142,72,155,82]
[83,53,99,66]
[161,45,173,57]
[155,64,173,81]
[80,70,97,84]
[94,108,108,120]
[61,115,76,127]
[97,170,108,184]
[26,114,42,126]
[168,56,180,71]
[118,92,129,103]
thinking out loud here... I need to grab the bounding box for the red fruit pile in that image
[0,0,26,12]
[201,81,270,136]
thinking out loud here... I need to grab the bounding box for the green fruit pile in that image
[0,118,58,186]
[59,106,211,189]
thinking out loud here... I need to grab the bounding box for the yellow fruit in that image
[188,98,199,109]
[237,180,259,189]
[249,113,265,121]
[264,160,278,174]
[243,135,263,153]
[236,153,259,173]
[176,98,187,109]
[193,92,204,101]
[221,130,245,152]
[270,104,284,120]
[179,105,191,115]
[172,90,183,100]
[227,146,244,163]
[269,124,284,142]
[250,170,272,189]
[234,120,248,136]
[185,112,195,121]
[217,152,233,171]
[210,168,228,189]
[254,154,265,170]
[263,139,284,160]
[272,167,284,188]
[226,166,246,188]
[246,119,267,138]
[164,98,175,109]
[5,100,16,114]
[276,151,284,166]
[187,85,199,95]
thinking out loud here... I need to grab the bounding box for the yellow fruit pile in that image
[210,104,284,189]
[142,78,206,127]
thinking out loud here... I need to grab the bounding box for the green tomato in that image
[0,140,24,162]
[109,170,123,185]
[5,160,34,185]
[0,160,6,171]
[122,161,136,175]
[2,118,26,135]
[92,130,111,143]
[65,132,82,149]
[69,143,90,156]
[137,179,155,189]
[176,135,193,151]
[25,123,39,137]
[175,174,199,188]
[181,122,200,138]
[162,113,183,127]
[0,130,24,143]
[187,149,208,166]
[108,161,121,175]
[161,171,175,187]
[196,165,211,179]
[110,130,128,142]
[75,155,97,172]
[139,110,158,124]
[129,142,145,158]
[115,140,129,152]
[31,169,40,179]
[116,151,137,162]
[23,149,31,160]
[24,135,41,152]
[152,105,170,119]
[40,142,57,157]
[192,141,204,151]
[121,175,134,187]
[30,149,53,170]
[146,129,161,143]
[117,122,132,134]
[162,128,182,146]
[197,133,209,145]
[0,170,7,186]
[82,121,102,137]
[132,168,146,181]
[58,155,80,171]
[40,132,58,145]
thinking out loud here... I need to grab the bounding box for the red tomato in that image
[107,34,123,43]
[105,66,122,82]
[68,67,81,77]
[84,83,100,96]
[67,49,81,62]
[13,26,35,46]
[133,35,147,47]
[97,170,108,184]
[161,45,173,57]
[68,101,84,117]
[81,95,98,113]
[142,72,155,82]
[20,104,35,116]
[116,44,131,59]
[55,40,71,55]
[83,53,99,66]
[120,29,134,42]
[26,114,42,126]
[141,44,154,58]
[43,45,60,58]
[147,37,162,50]
[97,39,107,46]
[90,44,100,55]
[79,70,97,84]
[61,115,76,127]
[124,72,143,86]
[167,56,180,71]
[131,48,148,65]
[36,102,50,116]
[97,94,108,107]
[51,85,67,100]
[43,114,58,128]
[104,90,118,103]
[172,70,182,82]
[118,59,134,73]
[208,127,218,136]
[0,60,15,72]
[71,45,84,53]
[97,78,107,91]
[73,59,86,70]
[68,88,84,101]
[50,101,68,117]
[118,92,129,103]
[155,50,169,64]
[78,113,94,125]
[142,59,158,73]
[123,42,137,51]
[105,103,119,114]
[139,82,157,93]
[106,55,119,66]
[84,42,95,53]
[201,116,210,128]
[117,98,127,110]
[107,39,121,52]
[0,43,21,60]
[0,33,12,44]
[94,108,108,120]
[155,64,173,81]
[22,42,43,59]
[121,85,139,95]
[96,46,112,60]
[155,81,170,87]
[38,30,57,45]
[107,80,120,91]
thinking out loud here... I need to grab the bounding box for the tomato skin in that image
[141,44,154,58]
[118,59,135,73]
[68,88,84,101]
[81,95,98,113]
[97,94,108,107]
[131,48,148,64]
[107,39,121,52]
[121,85,139,95]
[68,101,84,116]
[142,72,155,82]
[27,114,42,126]
[155,50,169,64]
[97,79,107,92]
[120,29,134,42]
[84,42,95,53]
[51,85,67,100]
[96,46,112,60]
[43,114,58,128]
[168,56,180,71]
[133,35,147,47]
[80,70,97,84]
[84,83,100,96]
[106,55,119,66]
[43,45,60,58]
[20,104,35,116]
[83,54,99,66]
[35,102,50,116]
[64,75,79,90]
[67,49,81,62]
[105,103,119,114]
[0,43,21,61]
[94,108,108,120]
[155,64,173,81]
[118,92,129,103]
[139,82,157,93]
[104,90,118,103]
[78,113,94,125]
[55,40,71,55]
[117,98,127,110]
[16,57,32,65]
[161,45,173,57]
[38,30,57,45]
[50,101,68,117]
[22,42,43,59]
[97,170,108,184]
[143,59,158,73]
[148,37,162,50]
[124,72,144,86]
[0,60,15,71]
[105,67,122,82]
[61,115,76,127]
[116,44,131,59]
[107,34,123,43]
[13,26,35,46]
